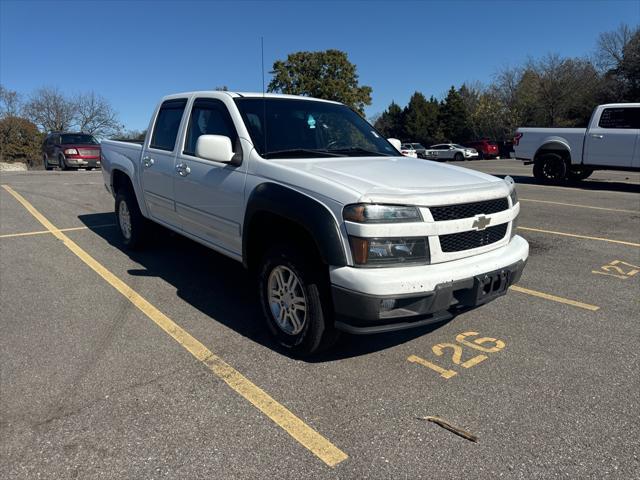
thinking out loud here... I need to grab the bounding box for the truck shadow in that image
[78,212,446,361]
[491,174,640,194]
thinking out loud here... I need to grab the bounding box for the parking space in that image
[1,161,639,478]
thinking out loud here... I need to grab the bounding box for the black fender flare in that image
[242,183,347,268]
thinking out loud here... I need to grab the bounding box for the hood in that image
[274,156,510,206]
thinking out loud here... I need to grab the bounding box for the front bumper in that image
[330,235,529,334]
[66,157,101,168]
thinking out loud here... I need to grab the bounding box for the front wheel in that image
[58,156,68,171]
[115,189,148,249]
[43,154,52,170]
[258,245,339,357]
[454,152,464,162]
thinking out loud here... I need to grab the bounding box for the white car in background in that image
[400,144,418,158]
[402,143,428,158]
[425,143,479,161]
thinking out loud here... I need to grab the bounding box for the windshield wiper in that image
[262,148,345,159]
[327,147,391,157]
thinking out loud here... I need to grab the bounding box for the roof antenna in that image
[261,36,267,155]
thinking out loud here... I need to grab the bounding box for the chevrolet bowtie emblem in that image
[472,215,491,231]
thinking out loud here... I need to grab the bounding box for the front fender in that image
[243,183,347,268]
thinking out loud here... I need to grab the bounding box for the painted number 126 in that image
[408,332,505,379]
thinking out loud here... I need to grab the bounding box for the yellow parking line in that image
[519,198,638,214]
[518,226,640,248]
[1,184,347,468]
[0,224,115,239]
[509,285,599,311]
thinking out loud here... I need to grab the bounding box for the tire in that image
[258,244,339,357]
[477,151,484,160]
[115,188,148,249]
[43,154,52,170]
[533,153,567,183]
[454,152,464,162]
[567,166,593,181]
[58,155,68,171]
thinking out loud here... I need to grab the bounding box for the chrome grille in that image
[430,198,509,221]
[78,148,100,157]
[439,223,508,252]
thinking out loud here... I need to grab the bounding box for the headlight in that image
[64,148,78,155]
[509,187,518,206]
[504,176,518,206]
[349,237,429,267]
[510,212,520,240]
[343,204,422,223]
[504,176,519,239]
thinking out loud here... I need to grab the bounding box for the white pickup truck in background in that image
[101,91,528,356]
[514,103,640,182]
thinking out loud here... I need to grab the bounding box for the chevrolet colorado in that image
[514,103,640,182]
[101,91,528,356]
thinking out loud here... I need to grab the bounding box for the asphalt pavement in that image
[1,159,639,479]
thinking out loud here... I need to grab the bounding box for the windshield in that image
[453,144,465,149]
[412,143,425,149]
[60,134,98,145]
[234,98,398,158]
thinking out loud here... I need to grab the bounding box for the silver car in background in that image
[424,143,479,161]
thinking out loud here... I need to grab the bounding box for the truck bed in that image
[100,139,144,190]
[515,127,586,162]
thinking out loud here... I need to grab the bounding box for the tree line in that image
[1,23,637,165]
[372,24,639,146]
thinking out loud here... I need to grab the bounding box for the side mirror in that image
[195,135,235,163]
[387,138,402,151]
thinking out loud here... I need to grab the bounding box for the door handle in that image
[590,134,604,139]
[176,163,191,176]
[143,156,155,167]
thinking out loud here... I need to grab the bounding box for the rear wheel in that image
[43,154,52,170]
[258,244,339,357]
[115,188,148,249]
[533,153,567,183]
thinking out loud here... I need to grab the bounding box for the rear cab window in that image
[150,99,188,151]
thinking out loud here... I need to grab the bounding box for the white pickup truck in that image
[514,103,640,182]
[101,91,528,356]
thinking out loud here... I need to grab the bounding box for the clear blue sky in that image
[1,0,638,131]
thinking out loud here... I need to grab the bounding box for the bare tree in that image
[595,23,639,71]
[75,92,122,137]
[0,85,22,118]
[527,54,600,126]
[24,87,75,132]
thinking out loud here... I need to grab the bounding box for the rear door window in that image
[598,107,640,129]
[150,99,187,151]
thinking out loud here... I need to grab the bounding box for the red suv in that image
[464,139,499,159]
[42,132,101,170]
